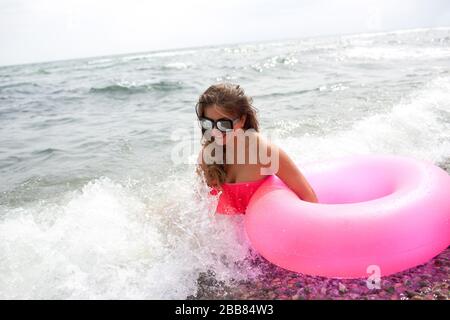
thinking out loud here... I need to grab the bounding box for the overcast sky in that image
[1,0,449,66]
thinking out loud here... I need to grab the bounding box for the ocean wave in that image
[121,49,198,63]
[35,68,51,75]
[0,82,40,93]
[336,46,450,61]
[31,148,64,156]
[162,62,194,70]
[250,54,299,72]
[279,76,450,165]
[342,26,450,40]
[255,82,350,99]
[87,58,115,65]
[255,88,316,99]
[0,175,257,299]
[89,80,185,94]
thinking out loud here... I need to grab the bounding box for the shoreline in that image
[190,247,448,300]
[190,162,450,300]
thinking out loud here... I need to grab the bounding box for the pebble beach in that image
[190,163,450,300]
[190,247,449,300]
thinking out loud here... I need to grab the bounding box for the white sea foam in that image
[164,62,194,70]
[121,49,198,62]
[337,46,450,61]
[343,26,450,39]
[278,76,450,166]
[87,58,115,65]
[0,174,256,299]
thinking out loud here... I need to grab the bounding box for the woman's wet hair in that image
[195,83,259,189]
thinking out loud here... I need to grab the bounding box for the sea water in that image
[1,27,449,299]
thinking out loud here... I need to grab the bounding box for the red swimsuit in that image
[210,176,271,214]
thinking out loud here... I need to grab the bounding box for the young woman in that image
[196,83,317,214]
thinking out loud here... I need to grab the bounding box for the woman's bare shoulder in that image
[253,132,278,151]
[243,130,266,144]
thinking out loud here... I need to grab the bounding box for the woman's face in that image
[203,104,246,145]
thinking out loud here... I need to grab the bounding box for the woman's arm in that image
[276,147,318,202]
[259,137,318,203]
[197,148,221,192]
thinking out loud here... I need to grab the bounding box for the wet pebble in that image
[338,283,347,293]
[192,247,450,300]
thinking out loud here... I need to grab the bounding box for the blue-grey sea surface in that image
[0,27,449,298]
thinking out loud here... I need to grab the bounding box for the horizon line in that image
[1,24,449,69]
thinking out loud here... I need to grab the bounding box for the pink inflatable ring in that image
[245,154,450,278]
